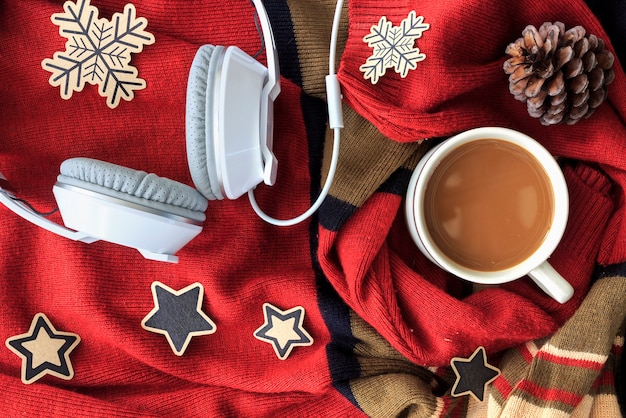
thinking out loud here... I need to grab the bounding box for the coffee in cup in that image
[405,127,574,303]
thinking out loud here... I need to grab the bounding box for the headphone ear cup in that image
[187,44,272,201]
[186,45,225,201]
[57,158,208,220]
[53,158,209,262]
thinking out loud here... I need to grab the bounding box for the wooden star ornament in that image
[254,303,313,360]
[141,281,217,356]
[450,346,501,402]
[5,313,81,384]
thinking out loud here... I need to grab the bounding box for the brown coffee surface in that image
[423,139,554,271]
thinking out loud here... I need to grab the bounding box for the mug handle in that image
[528,261,574,303]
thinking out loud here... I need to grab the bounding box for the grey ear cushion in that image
[57,158,208,223]
[186,44,224,201]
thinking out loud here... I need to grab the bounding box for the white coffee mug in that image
[405,127,574,303]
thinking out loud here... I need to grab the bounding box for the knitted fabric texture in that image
[1,0,625,416]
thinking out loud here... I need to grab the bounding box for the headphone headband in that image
[250,0,281,188]
[251,0,280,101]
[0,187,98,244]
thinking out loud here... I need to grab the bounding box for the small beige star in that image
[22,327,68,369]
[6,313,81,384]
[253,303,313,360]
[264,316,301,350]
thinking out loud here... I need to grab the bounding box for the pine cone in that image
[504,22,615,125]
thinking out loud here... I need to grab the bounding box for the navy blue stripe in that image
[379,166,414,196]
[264,0,303,87]
[263,0,363,404]
[300,92,362,407]
[315,277,363,405]
[593,262,626,281]
[319,166,415,232]
[319,196,357,232]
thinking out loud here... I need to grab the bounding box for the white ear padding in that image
[186,45,224,201]
[51,158,208,263]
[57,158,208,222]
[186,44,270,200]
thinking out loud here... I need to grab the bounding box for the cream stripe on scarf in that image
[526,340,540,357]
[540,343,608,367]
[495,276,626,416]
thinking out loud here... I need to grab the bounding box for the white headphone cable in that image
[248,0,344,226]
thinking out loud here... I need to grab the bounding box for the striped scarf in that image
[294,0,626,415]
[338,273,625,416]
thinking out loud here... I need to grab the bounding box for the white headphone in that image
[0,0,344,263]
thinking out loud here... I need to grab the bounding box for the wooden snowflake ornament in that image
[360,11,430,84]
[41,0,155,108]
